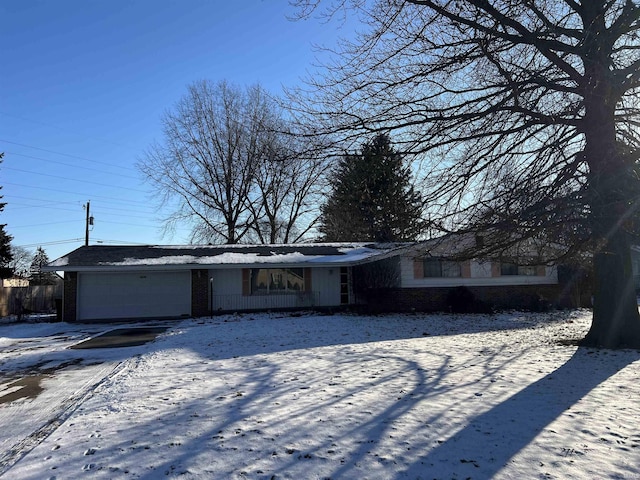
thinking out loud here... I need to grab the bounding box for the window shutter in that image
[304,268,312,291]
[461,260,471,278]
[491,262,501,277]
[242,269,250,296]
[413,258,424,278]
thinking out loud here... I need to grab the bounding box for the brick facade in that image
[63,272,77,322]
[360,284,566,313]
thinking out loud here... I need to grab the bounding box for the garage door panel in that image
[78,271,191,320]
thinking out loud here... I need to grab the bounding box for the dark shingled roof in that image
[46,243,408,270]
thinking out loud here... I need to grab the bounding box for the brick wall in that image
[191,269,209,317]
[63,272,78,322]
[360,284,565,313]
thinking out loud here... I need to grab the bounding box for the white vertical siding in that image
[209,269,242,296]
[208,266,343,311]
[312,267,342,306]
[471,260,492,278]
[209,269,243,311]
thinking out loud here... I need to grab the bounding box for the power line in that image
[18,238,154,249]
[7,202,155,220]
[10,220,79,229]
[98,219,159,229]
[2,194,157,214]
[2,195,81,206]
[91,210,153,220]
[8,203,83,213]
[18,238,84,248]
[0,139,139,172]
[92,238,151,245]
[3,182,152,206]
[91,204,157,214]
[6,151,140,180]
[2,166,149,193]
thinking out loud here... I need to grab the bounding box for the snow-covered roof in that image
[44,243,411,272]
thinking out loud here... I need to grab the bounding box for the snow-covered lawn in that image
[1,310,639,479]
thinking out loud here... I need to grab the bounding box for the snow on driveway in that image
[0,320,175,475]
[1,310,639,479]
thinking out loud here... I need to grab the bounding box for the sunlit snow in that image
[1,310,639,479]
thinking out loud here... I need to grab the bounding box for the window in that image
[340,267,350,305]
[518,265,537,276]
[500,262,518,276]
[250,268,305,294]
[423,258,461,277]
[500,262,536,276]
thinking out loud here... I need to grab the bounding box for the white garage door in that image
[77,271,192,321]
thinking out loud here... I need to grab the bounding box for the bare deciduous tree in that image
[8,245,32,278]
[291,1,640,348]
[139,80,324,245]
[247,122,327,244]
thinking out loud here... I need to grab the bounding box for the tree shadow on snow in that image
[2,311,620,479]
[123,350,442,480]
[399,346,640,478]
[174,310,585,361]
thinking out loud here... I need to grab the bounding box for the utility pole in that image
[84,201,94,246]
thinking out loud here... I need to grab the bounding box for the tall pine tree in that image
[320,134,424,242]
[29,247,57,285]
[0,153,13,278]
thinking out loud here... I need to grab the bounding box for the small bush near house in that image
[446,286,492,314]
[527,294,552,312]
[446,286,474,313]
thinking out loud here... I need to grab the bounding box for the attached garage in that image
[77,271,192,321]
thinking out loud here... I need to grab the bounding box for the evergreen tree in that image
[320,134,424,242]
[0,153,13,278]
[29,247,56,285]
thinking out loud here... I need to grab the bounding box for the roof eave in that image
[43,259,383,272]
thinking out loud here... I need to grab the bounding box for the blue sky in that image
[0,0,355,262]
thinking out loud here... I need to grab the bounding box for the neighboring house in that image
[45,240,565,323]
[2,276,30,288]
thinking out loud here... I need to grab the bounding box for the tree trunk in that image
[580,10,640,348]
[584,230,640,348]
[583,138,640,348]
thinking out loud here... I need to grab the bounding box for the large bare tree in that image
[8,245,32,278]
[246,120,327,244]
[139,80,323,245]
[291,1,640,348]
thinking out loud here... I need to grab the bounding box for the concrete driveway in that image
[0,320,174,475]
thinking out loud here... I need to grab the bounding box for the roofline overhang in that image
[42,243,415,273]
[43,258,389,273]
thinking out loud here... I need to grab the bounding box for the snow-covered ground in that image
[1,310,639,479]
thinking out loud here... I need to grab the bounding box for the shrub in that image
[446,286,492,314]
[446,286,475,313]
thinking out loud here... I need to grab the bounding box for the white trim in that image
[44,257,405,273]
[401,256,558,287]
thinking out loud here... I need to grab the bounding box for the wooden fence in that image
[0,285,63,317]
